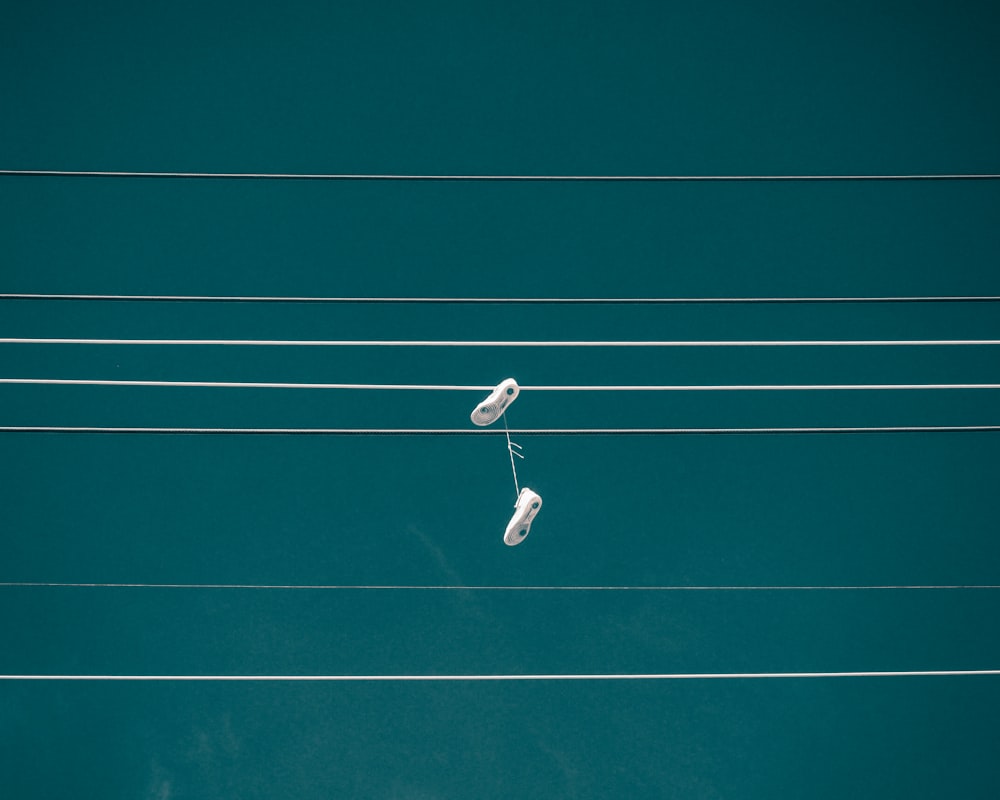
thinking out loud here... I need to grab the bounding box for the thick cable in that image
[2,426,998,435]
[3,337,999,347]
[3,169,1000,181]
[2,670,999,681]
[3,379,999,391]
[4,293,1000,304]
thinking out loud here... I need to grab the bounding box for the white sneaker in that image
[504,487,542,546]
[470,378,520,426]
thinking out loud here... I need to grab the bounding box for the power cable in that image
[4,293,1000,304]
[3,670,999,681]
[2,582,998,591]
[2,425,998,435]
[3,337,1000,347]
[3,169,1000,181]
[4,379,999,391]
[3,378,1000,391]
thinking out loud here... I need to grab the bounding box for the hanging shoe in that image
[470,378,520,426]
[504,487,542,546]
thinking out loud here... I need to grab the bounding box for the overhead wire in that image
[3,168,1000,181]
[3,379,999,391]
[3,425,998,435]
[3,337,1000,347]
[3,379,1000,391]
[3,670,999,681]
[4,293,1000,304]
[2,582,998,591]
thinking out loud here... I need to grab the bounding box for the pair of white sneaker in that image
[471,378,543,546]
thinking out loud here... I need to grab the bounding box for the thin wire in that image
[5,293,1000,304]
[0,379,494,390]
[2,670,999,681]
[3,582,999,591]
[3,169,1000,181]
[3,337,1000,347]
[4,379,1000,391]
[2,426,999,435]
[503,412,520,496]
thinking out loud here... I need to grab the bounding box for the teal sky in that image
[2,1,1000,798]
